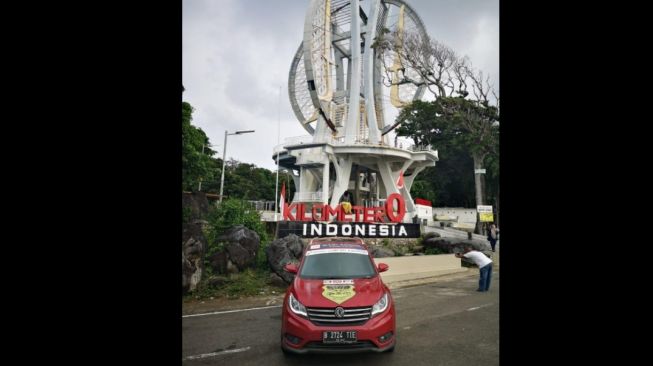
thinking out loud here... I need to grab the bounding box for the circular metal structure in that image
[288,0,429,136]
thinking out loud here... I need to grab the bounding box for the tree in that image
[434,96,499,212]
[182,101,297,203]
[196,156,224,194]
[374,28,500,231]
[395,97,499,231]
[182,101,217,191]
[198,156,296,205]
[410,146,476,207]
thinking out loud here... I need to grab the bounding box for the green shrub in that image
[256,242,271,271]
[207,199,268,241]
[201,198,272,275]
[221,269,268,297]
[182,206,192,224]
[424,247,445,255]
[204,198,269,259]
[186,268,281,300]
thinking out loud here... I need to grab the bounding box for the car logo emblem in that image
[335,307,345,318]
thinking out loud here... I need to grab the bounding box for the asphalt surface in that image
[182,268,499,366]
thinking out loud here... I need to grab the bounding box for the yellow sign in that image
[322,285,356,304]
[477,205,494,222]
[479,213,494,222]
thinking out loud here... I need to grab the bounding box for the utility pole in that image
[275,85,281,221]
[219,133,228,203]
[473,155,486,235]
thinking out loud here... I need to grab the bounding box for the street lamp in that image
[219,129,255,203]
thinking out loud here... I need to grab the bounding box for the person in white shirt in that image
[455,246,493,292]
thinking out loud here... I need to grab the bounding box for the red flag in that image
[396,170,405,189]
[279,182,286,214]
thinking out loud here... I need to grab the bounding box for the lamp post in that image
[275,85,281,221]
[219,129,255,203]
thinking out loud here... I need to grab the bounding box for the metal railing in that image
[246,200,276,212]
[362,199,386,208]
[409,144,434,152]
[272,135,436,154]
[293,191,324,202]
[272,135,314,154]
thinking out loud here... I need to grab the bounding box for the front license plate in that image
[322,330,357,344]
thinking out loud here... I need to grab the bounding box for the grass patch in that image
[185,268,287,301]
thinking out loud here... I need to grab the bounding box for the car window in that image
[299,252,376,279]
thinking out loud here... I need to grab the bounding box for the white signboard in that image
[477,205,493,213]
[474,169,486,174]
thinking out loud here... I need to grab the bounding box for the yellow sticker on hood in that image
[322,283,356,304]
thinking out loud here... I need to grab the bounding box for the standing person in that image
[487,223,498,252]
[455,247,493,292]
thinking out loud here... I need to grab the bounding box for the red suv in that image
[280,237,396,354]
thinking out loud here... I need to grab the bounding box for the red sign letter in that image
[283,203,296,221]
[385,193,406,223]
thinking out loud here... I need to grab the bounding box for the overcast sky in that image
[183,0,499,171]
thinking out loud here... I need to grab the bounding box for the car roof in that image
[308,237,366,246]
[306,237,368,253]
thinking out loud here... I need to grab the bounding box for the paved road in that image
[182,269,499,366]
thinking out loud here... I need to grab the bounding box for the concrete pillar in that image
[364,0,382,144]
[329,156,353,206]
[345,0,361,144]
[353,165,360,206]
[322,161,330,205]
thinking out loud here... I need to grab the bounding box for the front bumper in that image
[281,302,396,354]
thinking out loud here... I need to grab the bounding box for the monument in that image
[275,0,438,227]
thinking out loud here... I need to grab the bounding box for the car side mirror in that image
[377,263,389,273]
[284,263,298,274]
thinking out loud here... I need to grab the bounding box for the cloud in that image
[183,0,499,171]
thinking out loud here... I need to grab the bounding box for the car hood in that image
[292,276,386,308]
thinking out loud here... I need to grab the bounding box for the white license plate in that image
[322,330,357,343]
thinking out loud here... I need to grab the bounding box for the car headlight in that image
[289,293,307,317]
[371,293,389,316]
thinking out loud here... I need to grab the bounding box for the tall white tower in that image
[277,0,438,222]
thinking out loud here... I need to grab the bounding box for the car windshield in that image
[299,252,376,279]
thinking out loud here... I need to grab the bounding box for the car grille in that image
[305,340,376,351]
[306,306,372,326]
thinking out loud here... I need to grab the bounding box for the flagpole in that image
[275,85,281,221]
